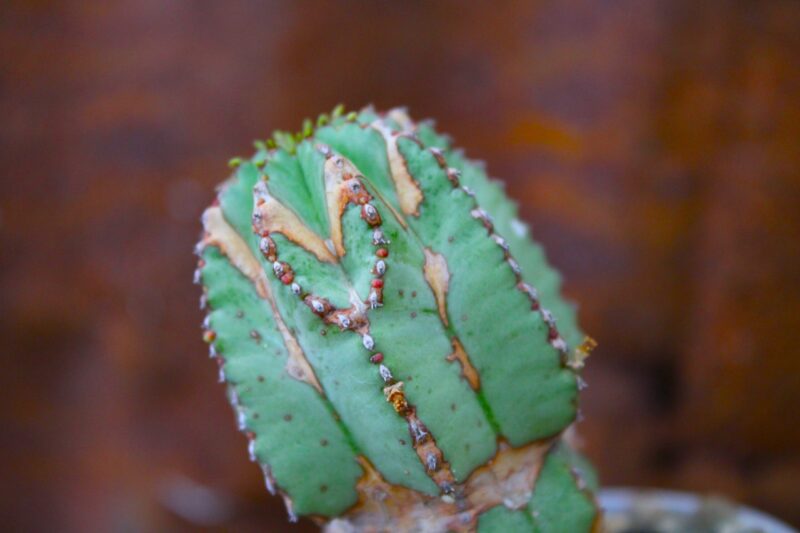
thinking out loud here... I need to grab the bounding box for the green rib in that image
[201,247,360,516]
[416,122,584,349]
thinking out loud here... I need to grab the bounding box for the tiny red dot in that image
[280,272,294,284]
[376,248,389,258]
[371,279,384,288]
[370,353,384,364]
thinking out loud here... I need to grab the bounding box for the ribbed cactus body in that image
[196,107,598,531]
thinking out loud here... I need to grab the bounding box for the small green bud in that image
[302,119,313,138]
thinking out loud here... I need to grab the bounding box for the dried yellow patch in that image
[202,206,267,296]
[253,182,337,263]
[322,155,359,257]
[201,206,323,394]
[447,337,481,390]
[373,120,424,216]
[423,248,450,326]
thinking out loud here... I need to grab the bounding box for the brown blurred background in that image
[2,0,800,531]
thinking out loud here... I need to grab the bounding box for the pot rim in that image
[598,487,796,533]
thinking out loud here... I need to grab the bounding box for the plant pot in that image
[599,488,796,533]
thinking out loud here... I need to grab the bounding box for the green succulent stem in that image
[195,106,599,531]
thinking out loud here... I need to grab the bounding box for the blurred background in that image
[2,0,799,530]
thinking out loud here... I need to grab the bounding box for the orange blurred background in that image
[2,1,799,530]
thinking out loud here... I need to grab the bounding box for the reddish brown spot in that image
[245,431,256,441]
[371,279,384,288]
[203,330,216,343]
[399,439,406,446]
[370,353,384,364]
[361,204,382,226]
[451,403,457,411]
[280,271,294,284]
[257,197,265,206]
[410,311,417,318]
[236,310,244,318]
[447,236,455,243]
[398,289,404,297]
[320,439,329,447]
[320,485,328,493]
[548,326,558,341]
[250,330,262,341]
[257,375,265,382]
[376,248,389,258]
[446,170,460,187]
[283,414,293,422]
[411,291,417,298]
[211,197,220,207]
[304,295,333,316]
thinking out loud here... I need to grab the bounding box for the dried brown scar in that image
[253,181,336,263]
[372,120,423,216]
[381,378,456,490]
[324,439,553,533]
[447,337,480,390]
[569,336,597,370]
[423,248,450,326]
[202,206,323,393]
[323,155,362,257]
[462,439,549,511]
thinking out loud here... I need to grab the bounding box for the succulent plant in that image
[194,105,599,532]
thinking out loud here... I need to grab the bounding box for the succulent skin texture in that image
[195,106,599,531]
